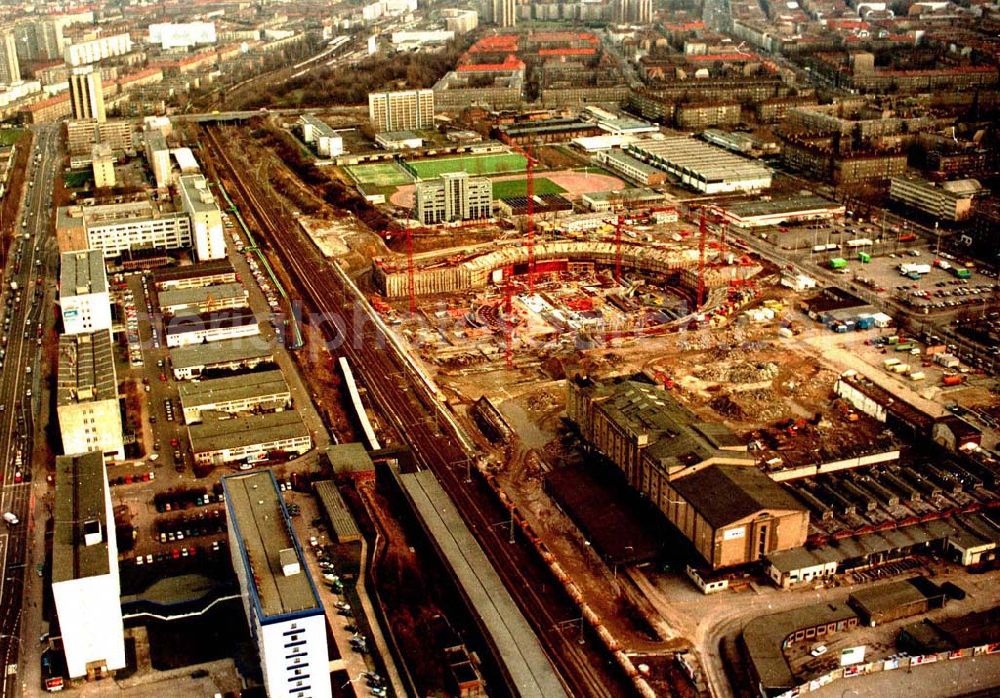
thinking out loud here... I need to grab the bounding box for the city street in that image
[0,124,59,698]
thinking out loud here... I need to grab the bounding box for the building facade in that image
[178,369,291,423]
[158,281,248,317]
[178,175,227,260]
[665,465,809,569]
[298,115,344,158]
[491,0,517,26]
[169,337,273,380]
[52,451,126,679]
[889,176,982,222]
[415,172,493,224]
[628,137,772,193]
[69,66,105,122]
[91,144,116,188]
[594,149,666,186]
[57,202,192,258]
[56,331,124,460]
[64,33,132,67]
[164,307,260,348]
[0,31,20,84]
[59,249,112,335]
[368,89,435,132]
[193,411,311,465]
[145,128,171,188]
[223,470,331,698]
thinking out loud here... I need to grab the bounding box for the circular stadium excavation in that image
[370,229,765,367]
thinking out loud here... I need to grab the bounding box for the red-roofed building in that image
[457,55,526,72]
[22,93,71,123]
[538,47,596,57]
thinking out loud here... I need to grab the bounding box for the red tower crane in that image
[697,207,708,310]
[406,225,416,315]
[503,264,514,368]
[525,143,536,293]
[502,142,538,292]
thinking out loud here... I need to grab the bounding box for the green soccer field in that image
[0,129,25,147]
[491,177,566,199]
[346,162,413,187]
[406,152,528,179]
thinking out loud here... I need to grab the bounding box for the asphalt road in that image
[0,123,59,698]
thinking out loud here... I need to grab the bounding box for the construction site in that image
[187,107,1000,698]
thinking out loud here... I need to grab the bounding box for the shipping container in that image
[895,343,914,352]
[858,251,871,263]
[829,257,848,270]
[883,358,901,368]
[891,363,910,374]
[954,268,971,279]
[909,372,926,381]
[935,354,960,369]
[942,374,964,386]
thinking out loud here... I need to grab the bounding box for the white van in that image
[3,512,19,525]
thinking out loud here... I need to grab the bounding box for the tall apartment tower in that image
[0,32,20,84]
[491,0,517,27]
[223,470,332,698]
[634,0,653,23]
[69,65,105,122]
[178,174,227,261]
[368,89,435,132]
[52,451,127,679]
[616,0,652,23]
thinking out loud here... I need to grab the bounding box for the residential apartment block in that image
[889,176,983,222]
[69,65,105,122]
[368,89,435,132]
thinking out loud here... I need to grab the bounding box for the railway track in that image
[201,125,630,698]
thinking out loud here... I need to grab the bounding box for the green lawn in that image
[492,177,566,200]
[0,129,26,146]
[346,162,413,187]
[407,152,528,179]
[64,170,94,189]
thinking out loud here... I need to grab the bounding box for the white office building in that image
[415,172,493,225]
[164,307,260,348]
[56,331,124,460]
[52,451,126,679]
[223,470,331,698]
[298,115,343,158]
[145,128,171,188]
[59,250,112,335]
[178,175,227,260]
[64,33,132,66]
[57,202,192,258]
[148,22,217,49]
